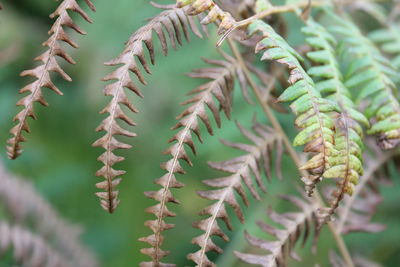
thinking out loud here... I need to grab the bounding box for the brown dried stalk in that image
[93,4,204,213]
[235,194,320,267]
[0,221,70,267]
[188,121,283,267]
[0,163,98,267]
[139,53,249,266]
[7,0,95,160]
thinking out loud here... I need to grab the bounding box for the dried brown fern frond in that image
[7,0,95,160]
[188,121,284,267]
[234,194,319,267]
[176,0,237,41]
[93,4,205,213]
[0,221,70,267]
[0,163,98,267]
[139,53,248,267]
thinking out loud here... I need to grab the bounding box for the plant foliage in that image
[3,0,400,266]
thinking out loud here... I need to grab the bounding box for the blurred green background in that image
[0,0,399,266]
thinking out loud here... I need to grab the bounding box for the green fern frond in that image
[188,121,283,267]
[326,9,400,149]
[249,19,340,195]
[369,24,400,69]
[302,19,367,224]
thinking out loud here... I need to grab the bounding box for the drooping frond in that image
[93,4,204,213]
[249,20,339,195]
[0,221,70,267]
[7,0,95,160]
[139,54,246,267]
[0,163,98,267]
[188,121,283,267]
[336,150,394,235]
[369,24,400,69]
[234,194,319,267]
[302,19,367,225]
[326,9,400,149]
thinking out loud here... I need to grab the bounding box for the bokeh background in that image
[0,0,399,266]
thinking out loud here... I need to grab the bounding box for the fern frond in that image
[234,194,319,267]
[336,151,394,234]
[0,163,98,267]
[7,0,95,160]
[93,5,204,213]
[249,20,339,195]
[326,10,400,149]
[139,54,245,267]
[369,24,400,69]
[302,19,367,224]
[188,121,283,267]
[0,221,70,267]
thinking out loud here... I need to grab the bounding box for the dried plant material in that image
[0,221,70,267]
[0,163,98,267]
[302,19,367,225]
[188,121,283,267]
[326,9,400,149]
[7,0,95,160]
[249,20,339,196]
[235,194,319,267]
[176,0,238,42]
[139,53,248,267]
[93,5,204,213]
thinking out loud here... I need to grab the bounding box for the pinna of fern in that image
[234,194,319,267]
[302,18,367,225]
[248,19,339,196]
[188,120,284,267]
[325,9,400,150]
[139,52,250,266]
[6,0,95,160]
[369,23,400,69]
[93,4,205,213]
